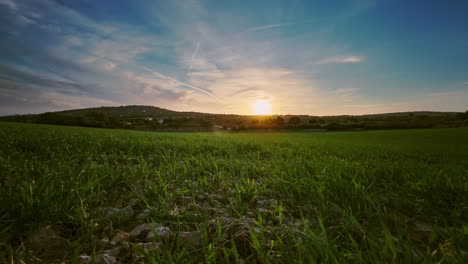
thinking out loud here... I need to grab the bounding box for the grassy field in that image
[0,122,467,263]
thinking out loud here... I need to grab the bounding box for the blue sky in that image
[0,0,467,115]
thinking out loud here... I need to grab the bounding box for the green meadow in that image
[0,122,467,263]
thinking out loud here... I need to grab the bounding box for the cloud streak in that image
[245,22,296,33]
[140,66,223,101]
[187,41,200,74]
[318,55,365,64]
[0,0,17,11]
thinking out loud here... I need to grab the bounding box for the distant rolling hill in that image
[2,105,461,119]
[360,111,460,117]
[0,105,465,131]
[56,105,216,119]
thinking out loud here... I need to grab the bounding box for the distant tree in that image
[200,119,213,129]
[288,116,301,125]
[456,111,468,120]
[326,122,345,131]
[37,112,69,125]
[148,120,161,130]
[81,111,111,127]
[274,116,284,126]
[250,119,259,125]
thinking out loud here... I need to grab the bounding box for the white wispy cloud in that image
[318,55,364,64]
[245,22,296,33]
[37,91,119,109]
[187,41,200,74]
[139,66,223,101]
[0,0,17,11]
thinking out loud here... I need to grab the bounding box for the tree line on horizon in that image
[1,109,467,131]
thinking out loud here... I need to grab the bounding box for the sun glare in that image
[252,99,272,115]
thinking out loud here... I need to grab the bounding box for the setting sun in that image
[252,99,272,115]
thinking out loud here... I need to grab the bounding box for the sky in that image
[0,0,467,116]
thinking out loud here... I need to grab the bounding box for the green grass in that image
[0,122,467,263]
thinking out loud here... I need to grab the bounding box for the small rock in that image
[135,213,147,221]
[199,205,219,213]
[250,227,262,234]
[121,241,130,250]
[257,199,269,207]
[115,199,123,208]
[99,246,121,257]
[30,225,70,257]
[196,194,207,200]
[211,199,223,207]
[146,231,154,241]
[102,206,134,220]
[96,253,117,264]
[179,231,201,249]
[209,194,223,200]
[110,231,130,246]
[169,207,180,216]
[258,208,272,214]
[257,199,278,208]
[139,242,161,252]
[190,212,200,217]
[97,236,110,248]
[145,226,172,241]
[128,198,138,207]
[134,242,161,258]
[78,255,91,264]
[130,223,161,237]
[274,216,281,223]
[414,223,433,232]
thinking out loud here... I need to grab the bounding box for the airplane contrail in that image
[187,41,200,74]
[244,22,296,33]
[140,65,223,101]
[78,48,223,101]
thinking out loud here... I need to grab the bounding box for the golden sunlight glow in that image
[252,99,272,115]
